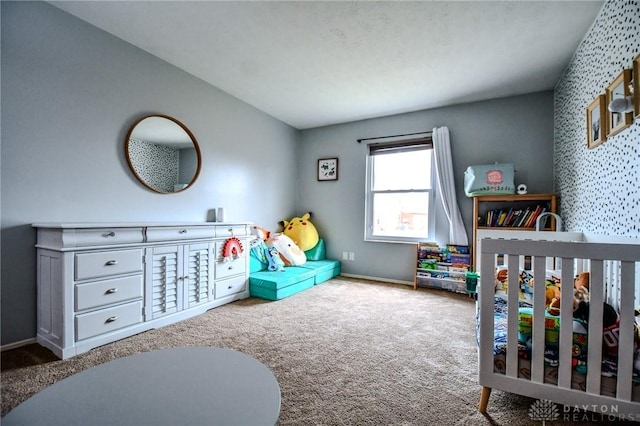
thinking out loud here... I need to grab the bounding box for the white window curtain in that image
[432,126,469,245]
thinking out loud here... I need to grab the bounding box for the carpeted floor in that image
[0,277,626,425]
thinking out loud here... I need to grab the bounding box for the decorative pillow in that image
[267,233,306,266]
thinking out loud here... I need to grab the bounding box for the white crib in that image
[477,231,640,419]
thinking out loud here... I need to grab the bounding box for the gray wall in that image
[554,0,639,237]
[1,2,300,345]
[298,92,555,283]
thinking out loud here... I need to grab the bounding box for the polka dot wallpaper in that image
[555,0,640,237]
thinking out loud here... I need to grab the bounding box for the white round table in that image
[3,347,281,426]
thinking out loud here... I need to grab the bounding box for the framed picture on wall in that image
[317,158,338,181]
[605,69,633,137]
[633,53,640,118]
[586,94,607,149]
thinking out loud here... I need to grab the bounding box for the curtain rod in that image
[357,131,432,143]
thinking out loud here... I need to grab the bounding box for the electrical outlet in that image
[348,252,355,261]
[342,251,348,260]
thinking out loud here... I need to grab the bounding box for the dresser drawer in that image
[215,225,249,238]
[63,227,144,247]
[214,257,246,279]
[75,275,143,311]
[75,301,143,341]
[146,226,215,242]
[215,275,247,299]
[75,249,143,281]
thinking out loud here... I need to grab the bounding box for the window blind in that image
[367,137,433,156]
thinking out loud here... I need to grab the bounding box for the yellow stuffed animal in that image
[280,212,319,251]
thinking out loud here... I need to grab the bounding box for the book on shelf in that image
[516,207,530,227]
[480,203,549,229]
[524,206,542,228]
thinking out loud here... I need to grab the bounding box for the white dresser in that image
[33,222,251,359]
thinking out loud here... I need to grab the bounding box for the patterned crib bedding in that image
[477,267,640,399]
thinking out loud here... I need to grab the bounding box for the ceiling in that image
[49,1,604,130]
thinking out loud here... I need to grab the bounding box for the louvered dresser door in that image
[184,242,213,308]
[147,245,182,319]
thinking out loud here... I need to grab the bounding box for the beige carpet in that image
[0,277,618,425]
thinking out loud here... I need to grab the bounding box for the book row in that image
[479,204,549,228]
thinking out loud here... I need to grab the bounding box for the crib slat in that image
[586,261,604,395]
[616,260,635,401]
[479,250,497,385]
[531,256,547,384]
[506,254,519,378]
[558,257,575,389]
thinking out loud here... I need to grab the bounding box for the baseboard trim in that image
[339,273,413,286]
[1,338,37,352]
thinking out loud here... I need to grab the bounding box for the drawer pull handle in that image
[105,232,116,237]
[179,229,188,234]
[105,316,118,323]
[228,285,233,289]
[105,288,118,294]
[105,260,118,266]
[227,266,233,270]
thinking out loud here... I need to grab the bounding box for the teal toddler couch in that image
[249,239,341,301]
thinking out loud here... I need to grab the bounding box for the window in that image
[365,136,435,243]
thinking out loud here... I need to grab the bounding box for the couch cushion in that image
[249,267,316,301]
[250,277,314,301]
[298,259,341,284]
[304,238,326,261]
[250,267,315,289]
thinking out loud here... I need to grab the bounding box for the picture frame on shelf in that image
[605,69,633,137]
[633,53,640,118]
[586,94,607,149]
[317,158,338,181]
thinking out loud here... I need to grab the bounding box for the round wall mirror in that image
[125,114,202,193]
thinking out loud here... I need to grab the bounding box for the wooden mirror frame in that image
[125,114,202,194]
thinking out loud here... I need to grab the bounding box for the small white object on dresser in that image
[33,222,251,359]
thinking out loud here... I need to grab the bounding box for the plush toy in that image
[574,272,590,304]
[546,272,591,317]
[266,247,285,272]
[545,282,561,308]
[251,225,271,242]
[572,301,618,327]
[266,233,306,266]
[280,212,319,252]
